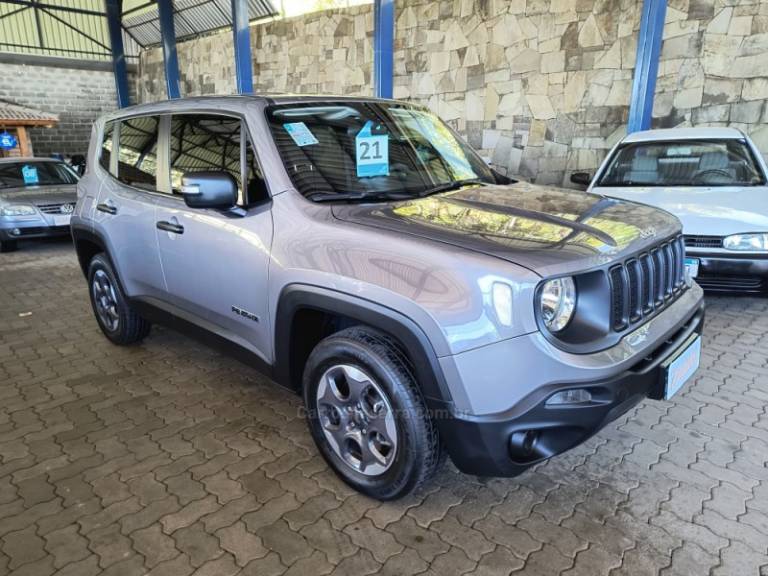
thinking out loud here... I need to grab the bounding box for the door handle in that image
[96,202,117,215]
[156,220,184,234]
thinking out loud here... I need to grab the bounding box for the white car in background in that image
[572,128,768,293]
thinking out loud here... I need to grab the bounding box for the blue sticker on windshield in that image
[22,165,39,185]
[356,121,389,178]
[284,122,319,147]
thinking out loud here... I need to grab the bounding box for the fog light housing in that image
[10,228,21,236]
[545,388,592,406]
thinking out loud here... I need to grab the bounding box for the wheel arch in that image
[274,284,453,407]
[72,226,108,277]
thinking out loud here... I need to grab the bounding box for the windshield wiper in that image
[307,190,419,203]
[306,178,487,203]
[418,178,486,198]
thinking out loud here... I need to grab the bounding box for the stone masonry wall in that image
[654,0,768,152]
[392,0,641,185]
[138,0,768,185]
[0,62,136,157]
[137,5,373,101]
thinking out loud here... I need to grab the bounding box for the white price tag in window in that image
[355,121,389,178]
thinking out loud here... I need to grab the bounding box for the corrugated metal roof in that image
[122,0,278,47]
[0,0,277,61]
[0,0,141,61]
[0,99,59,124]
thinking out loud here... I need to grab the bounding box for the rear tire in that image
[87,253,151,345]
[0,240,18,253]
[303,326,441,500]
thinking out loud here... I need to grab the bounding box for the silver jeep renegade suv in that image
[73,96,705,500]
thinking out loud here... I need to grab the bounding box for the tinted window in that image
[100,121,115,173]
[598,140,766,187]
[265,102,496,201]
[117,116,159,191]
[0,161,78,191]
[169,114,267,205]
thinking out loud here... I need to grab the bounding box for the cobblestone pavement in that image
[1,240,767,576]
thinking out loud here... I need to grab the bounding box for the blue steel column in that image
[105,0,130,108]
[373,0,394,99]
[627,0,667,133]
[231,0,253,94]
[157,0,181,99]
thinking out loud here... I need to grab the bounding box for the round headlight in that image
[539,277,576,333]
[723,233,768,251]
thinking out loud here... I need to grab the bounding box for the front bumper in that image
[434,290,705,477]
[687,251,768,292]
[0,218,70,241]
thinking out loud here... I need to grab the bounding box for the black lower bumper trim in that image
[435,305,705,477]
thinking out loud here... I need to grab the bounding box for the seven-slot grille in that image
[684,234,723,249]
[36,203,68,214]
[608,236,686,332]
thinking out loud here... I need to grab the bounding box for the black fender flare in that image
[71,225,107,276]
[273,284,454,407]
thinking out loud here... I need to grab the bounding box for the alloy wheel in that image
[316,364,398,476]
[92,269,120,332]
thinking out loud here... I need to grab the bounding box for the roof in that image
[622,127,745,143]
[122,0,278,47]
[0,100,59,126]
[0,0,277,62]
[98,94,404,122]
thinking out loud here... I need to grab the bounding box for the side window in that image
[117,116,159,191]
[100,121,115,173]
[169,114,268,205]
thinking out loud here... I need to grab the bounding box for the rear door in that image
[153,112,274,362]
[93,115,166,298]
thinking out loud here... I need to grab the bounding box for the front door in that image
[93,116,165,298]
[154,113,274,363]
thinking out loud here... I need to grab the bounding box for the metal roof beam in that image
[1,0,104,17]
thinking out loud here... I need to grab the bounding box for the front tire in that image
[303,327,441,500]
[87,254,151,345]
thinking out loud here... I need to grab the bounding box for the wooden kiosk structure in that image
[0,100,58,158]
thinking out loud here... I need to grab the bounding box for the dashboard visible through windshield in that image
[265,101,502,201]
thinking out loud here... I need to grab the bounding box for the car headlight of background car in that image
[1,204,38,217]
[723,233,768,251]
[539,277,576,333]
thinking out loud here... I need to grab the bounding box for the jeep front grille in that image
[608,236,686,332]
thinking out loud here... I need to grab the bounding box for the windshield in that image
[266,102,499,200]
[598,139,766,187]
[0,161,78,191]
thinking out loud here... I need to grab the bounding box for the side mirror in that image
[181,171,237,210]
[570,172,592,188]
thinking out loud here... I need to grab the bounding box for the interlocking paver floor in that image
[1,239,767,575]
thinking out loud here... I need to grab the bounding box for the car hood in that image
[0,185,77,206]
[594,185,768,236]
[331,181,681,277]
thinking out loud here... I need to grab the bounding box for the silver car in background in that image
[0,157,79,252]
[73,96,705,500]
[573,128,768,293]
